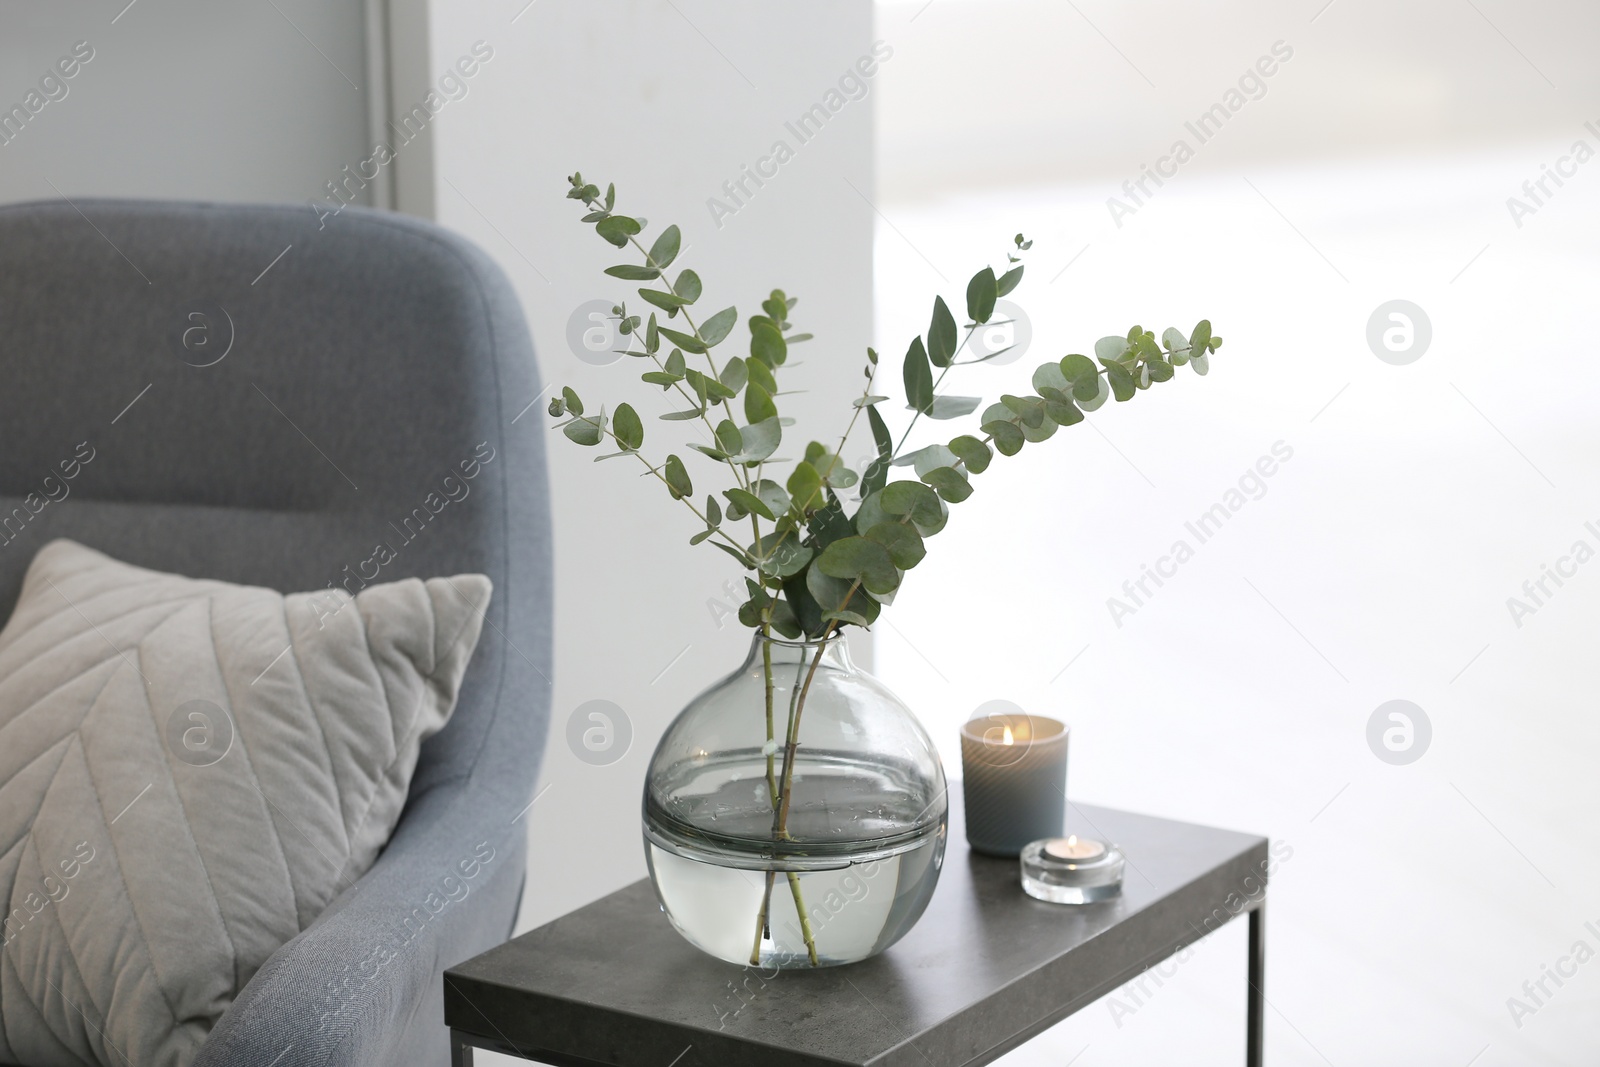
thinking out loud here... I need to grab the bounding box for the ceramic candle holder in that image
[959,711,1068,857]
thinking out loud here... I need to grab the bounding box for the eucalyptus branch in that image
[555,174,1223,965]
[577,185,753,497]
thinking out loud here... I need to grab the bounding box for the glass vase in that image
[643,631,947,968]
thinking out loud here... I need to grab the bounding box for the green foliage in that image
[552,172,1223,637]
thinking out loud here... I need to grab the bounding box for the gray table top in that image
[445,797,1268,1067]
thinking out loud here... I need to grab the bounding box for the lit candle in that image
[959,708,1069,857]
[1044,835,1106,862]
[1020,835,1124,904]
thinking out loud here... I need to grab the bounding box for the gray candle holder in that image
[959,711,1068,857]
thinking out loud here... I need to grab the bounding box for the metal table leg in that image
[1246,903,1265,1067]
[451,1030,475,1067]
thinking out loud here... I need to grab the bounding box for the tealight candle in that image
[1020,836,1125,904]
[959,709,1068,857]
[1044,834,1106,862]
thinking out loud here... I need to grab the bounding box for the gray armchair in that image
[0,199,551,1066]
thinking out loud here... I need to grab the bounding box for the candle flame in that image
[1066,834,1078,847]
[1001,725,1014,745]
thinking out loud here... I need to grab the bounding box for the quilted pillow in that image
[0,540,492,1067]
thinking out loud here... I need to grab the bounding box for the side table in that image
[445,797,1269,1067]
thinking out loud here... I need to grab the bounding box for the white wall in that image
[0,0,373,206]
[415,1,879,941]
[878,0,1600,200]
[872,2,1600,1065]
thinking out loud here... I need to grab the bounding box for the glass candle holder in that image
[1019,836,1125,904]
[959,709,1068,857]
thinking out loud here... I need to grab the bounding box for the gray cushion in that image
[0,199,552,1067]
[0,540,492,1066]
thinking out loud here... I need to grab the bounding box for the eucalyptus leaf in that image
[752,479,790,518]
[1105,362,1136,402]
[1044,399,1084,426]
[639,289,688,314]
[966,267,998,324]
[561,386,584,416]
[805,566,880,624]
[787,461,823,513]
[811,451,857,488]
[880,480,945,531]
[731,417,781,463]
[863,404,893,497]
[922,466,972,503]
[659,325,706,353]
[983,420,1025,456]
[996,264,1024,297]
[754,531,812,578]
[750,322,786,367]
[724,487,775,521]
[924,395,983,420]
[928,296,958,368]
[816,537,900,596]
[1060,353,1098,383]
[675,269,703,304]
[563,417,603,446]
[1032,363,1071,397]
[700,306,738,347]
[613,403,643,450]
[747,358,777,395]
[663,454,692,499]
[744,382,777,423]
[854,489,889,534]
[864,521,926,568]
[683,368,710,406]
[892,443,959,478]
[719,357,748,394]
[595,215,640,248]
[1095,335,1131,363]
[948,434,992,473]
[1020,416,1057,443]
[903,336,934,414]
[1076,374,1111,411]
[1001,394,1046,428]
[648,225,680,269]
[605,264,659,280]
[768,596,803,638]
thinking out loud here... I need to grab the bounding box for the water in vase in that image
[644,751,946,967]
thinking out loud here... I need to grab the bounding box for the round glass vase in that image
[643,631,947,969]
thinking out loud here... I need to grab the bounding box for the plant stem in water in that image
[749,869,774,966]
[786,872,818,966]
[749,630,833,967]
[762,627,778,806]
